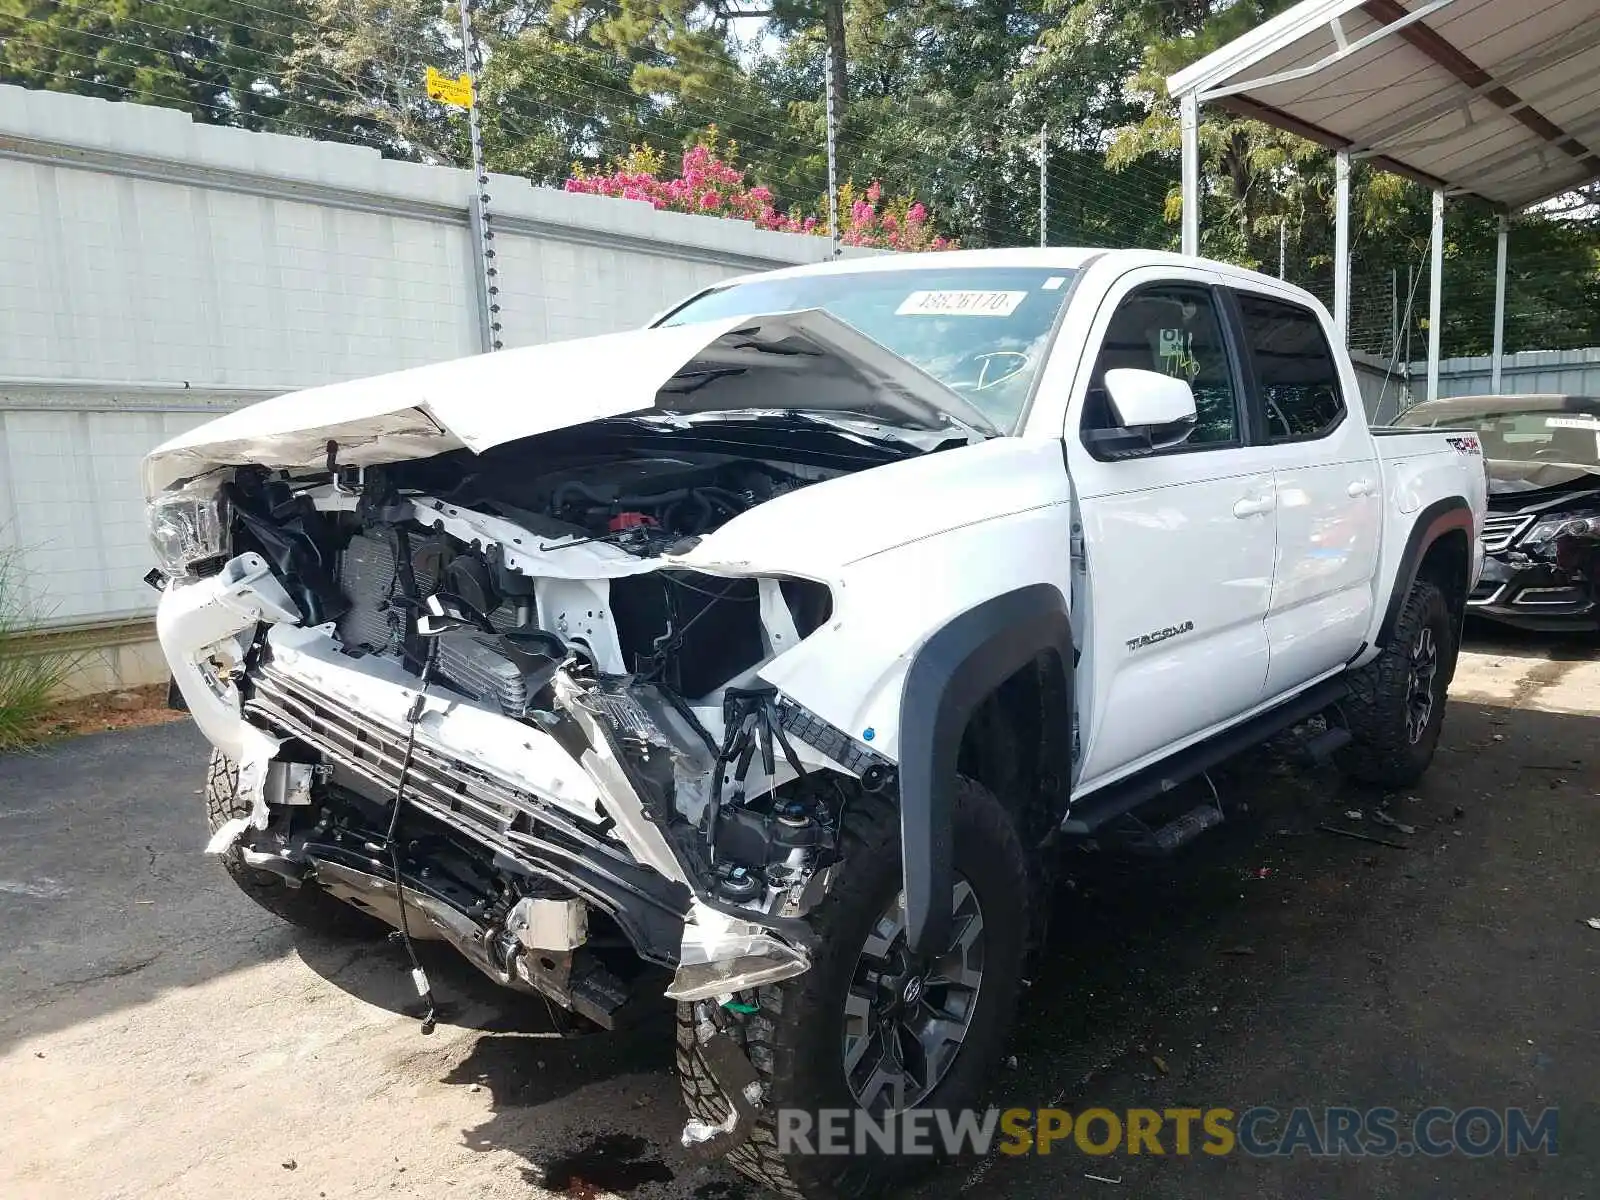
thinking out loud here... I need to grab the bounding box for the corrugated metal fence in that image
[1353,349,1600,424]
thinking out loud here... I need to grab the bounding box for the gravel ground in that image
[1,627,1595,1200]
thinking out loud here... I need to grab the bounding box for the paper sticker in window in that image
[896,290,1027,317]
[1546,415,1600,430]
[1158,328,1199,382]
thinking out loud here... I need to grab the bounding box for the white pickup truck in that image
[145,248,1486,1197]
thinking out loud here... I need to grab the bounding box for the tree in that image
[467,0,651,182]
[282,0,460,162]
[0,0,305,130]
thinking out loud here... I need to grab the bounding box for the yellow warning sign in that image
[425,66,474,110]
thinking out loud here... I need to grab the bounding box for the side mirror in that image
[1088,368,1198,457]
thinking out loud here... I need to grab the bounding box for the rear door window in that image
[1234,292,1346,442]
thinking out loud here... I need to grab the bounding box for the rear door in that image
[1064,267,1277,788]
[1226,285,1382,697]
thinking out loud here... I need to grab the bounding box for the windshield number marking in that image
[895,290,1026,317]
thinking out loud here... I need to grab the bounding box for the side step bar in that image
[1060,677,1348,836]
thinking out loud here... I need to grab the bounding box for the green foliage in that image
[0,545,79,752]
[5,0,1600,357]
[0,0,305,129]
[282,0,461,162]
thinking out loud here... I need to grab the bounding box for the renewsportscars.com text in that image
[775,1106,1559,1159]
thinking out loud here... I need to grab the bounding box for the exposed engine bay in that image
[455,451,816,553]
[165,421,907,1026]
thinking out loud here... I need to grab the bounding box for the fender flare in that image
[1376,496,1475,649]
[896,583,1074,957]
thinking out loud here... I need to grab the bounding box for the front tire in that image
[1336,579,1454,788]
[677,777,1030,1199]
[204,750,384,938]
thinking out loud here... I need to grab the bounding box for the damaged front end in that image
[1473,469,1600,631]
[151,421,904,1028]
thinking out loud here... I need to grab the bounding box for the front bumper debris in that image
[157,552,300,756]
[158,553,820,996]
[680,1022,764,1159]
[1470,552,1599,631]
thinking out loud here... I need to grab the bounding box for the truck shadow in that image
[403,697,1596,1199]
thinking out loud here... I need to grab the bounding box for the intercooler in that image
[336,529,535,714]
[337,530,526,645]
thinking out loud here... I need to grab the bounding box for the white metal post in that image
[459,0,500,352]
[1491,213,1509,392]
[1333,149,1351,346]
[1039,124,1048,248]
[1428,189,1444,402]
[1390,268,1398,357]
[824,45,841,259]
[1180,92,1200,256]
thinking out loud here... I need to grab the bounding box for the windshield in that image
[660,267,1078,433]
[1397,404,1600,467]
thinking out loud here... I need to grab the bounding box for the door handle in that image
[1347,479,1377,497]
[1233,494,1276,518]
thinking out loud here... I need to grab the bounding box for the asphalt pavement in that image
[1,630,1595,1200]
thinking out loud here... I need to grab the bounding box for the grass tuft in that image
[0,543,83,751]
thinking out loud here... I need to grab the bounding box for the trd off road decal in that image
[1445,435,1482,455]
[1126,619,1195,653]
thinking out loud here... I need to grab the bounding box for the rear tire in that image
[1336,579,1454,788]
[676,777,1030,1199]
[204,750,384,938]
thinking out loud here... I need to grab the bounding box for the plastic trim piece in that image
[1376,495,1474,649]
[895,583,1073,957]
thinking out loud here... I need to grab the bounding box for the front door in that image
[1063,268,1277,790]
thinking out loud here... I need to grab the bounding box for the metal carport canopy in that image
[1167,0,1600,402]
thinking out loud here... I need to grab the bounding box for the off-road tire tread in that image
[204,750,383,938]
[676,779,1027,1199]
[1335,579,1453,788]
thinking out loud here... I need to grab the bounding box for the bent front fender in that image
[897,584,1074,957]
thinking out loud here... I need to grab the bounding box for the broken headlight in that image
[148,484,230,578]
[1524,511,1600,546]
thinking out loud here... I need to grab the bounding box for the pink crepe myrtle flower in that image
[563,156,955,251]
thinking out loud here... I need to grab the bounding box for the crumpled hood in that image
[1486,458,1600,495]
[143,310,996,495]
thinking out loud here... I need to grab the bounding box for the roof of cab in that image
[711,246,1317,299]
[721,246,1101,285]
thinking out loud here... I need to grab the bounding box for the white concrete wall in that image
[0,84,857,691]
